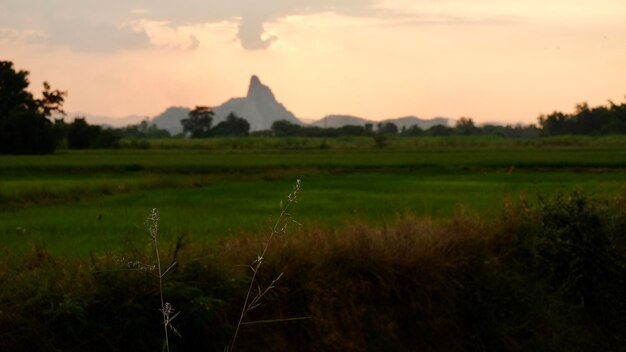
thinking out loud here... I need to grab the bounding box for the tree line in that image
[181,106,250,138]
[2,60,626,154]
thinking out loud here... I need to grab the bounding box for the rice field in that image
[1,136,625,255]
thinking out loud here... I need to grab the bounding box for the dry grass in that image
[1,192,625,351]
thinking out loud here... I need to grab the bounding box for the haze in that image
[1,0,625,124]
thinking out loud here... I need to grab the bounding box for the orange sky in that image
[1,0,625,124]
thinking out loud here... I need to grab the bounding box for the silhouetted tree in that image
[66,117,120,149]
[0,111,57,154]
[538,98,626,135]
[455,117,481,135]
[426,125,454,136]
[271,119,304,137]
[336,125,367,136]
[67,118,102,149]
[212,113,250,136]
[377,122,398,135]
[117,120,171,138]
[0,61,66,154]
[181,106,213,138]
[402,125,424,136]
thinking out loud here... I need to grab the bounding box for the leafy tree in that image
[117,120,171,139]
[0,111,57,154]
[66,118,120,149]
[181,106,213,138]
[377,122,399,135]
[538,98,626,135]
[212,113,250,137]
[336,125,367,136]
[0,61,66,154]
[426,124,454,136]
[401,125,424,136]
[271,119,304,137]
[67,118,101,149]
[455,117,481,135]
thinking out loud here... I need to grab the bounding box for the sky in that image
[1,0,625,124]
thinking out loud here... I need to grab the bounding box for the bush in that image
[1,192,625,351]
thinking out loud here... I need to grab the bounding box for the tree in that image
[181,106,213,138]
[271,119,303,136]
[67,118,102,149]
[0,61,66,154]
[212,112,250,136]
[0,110,57,154]
[455,117,480,135]
[377,122,399,135]
[66,117,120,149]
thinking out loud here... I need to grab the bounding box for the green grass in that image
[124,135,626,150]
[2,191,625,351]
[1,136,626,256]
[2,170,625,256]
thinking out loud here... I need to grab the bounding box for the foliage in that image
[182,106,214,138]
[0,110,57,154]
[1,192,625,351]
[66,118,120,149]
[377,121,398,135]
[212,113,250,137]
[539,99,626,135]
[0,61,66,154]
[116,120,171,139]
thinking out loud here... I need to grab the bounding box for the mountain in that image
[310,115,449,130]
[151,76,301,133]
[212,75,301,131]
[74,113,145,127]
[151,107,190,135]
[383,116,449,129]
[310,115,370,128]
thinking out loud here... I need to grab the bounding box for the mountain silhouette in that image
[151,76,301,133]
[212,75,301,131]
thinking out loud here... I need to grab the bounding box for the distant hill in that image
[77,76,450,134]
[151,107,190,135]
[151,76,301,133]
[310,115,449,130]
[212,75,301,131]
[310,115,370,128]
[74,113,145,127]
[384,116,449,129]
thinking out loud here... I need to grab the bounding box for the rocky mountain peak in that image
[246,75,276,102]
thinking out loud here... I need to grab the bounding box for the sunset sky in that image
[1,0,625,124]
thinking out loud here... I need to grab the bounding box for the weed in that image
[228,179,302,351]
[146,208,180,352]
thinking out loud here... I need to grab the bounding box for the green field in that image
[1,136,626,255]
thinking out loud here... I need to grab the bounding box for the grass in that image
[2,170,625,256]
[124,135,626,150]
[2,137,626,351]
[1,190,624,351]
[1,136,625,256]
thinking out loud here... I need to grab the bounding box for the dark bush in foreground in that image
[0,192,625,351]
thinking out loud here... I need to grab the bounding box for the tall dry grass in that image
[0,191,625,351]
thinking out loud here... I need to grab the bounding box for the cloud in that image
[237,16,278,50]
[0,1,151,52]
[0,0,516,51]
[0,0,382,51]
[47,19,151,52]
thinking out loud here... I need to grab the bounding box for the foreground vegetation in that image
[1,191,624,351]
[1,138,626,255]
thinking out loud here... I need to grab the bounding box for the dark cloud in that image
[48,19,151,52]
[0,1,152,51]
[137,0,380,50]
[2,0,502,51]
[237,16,277,50]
